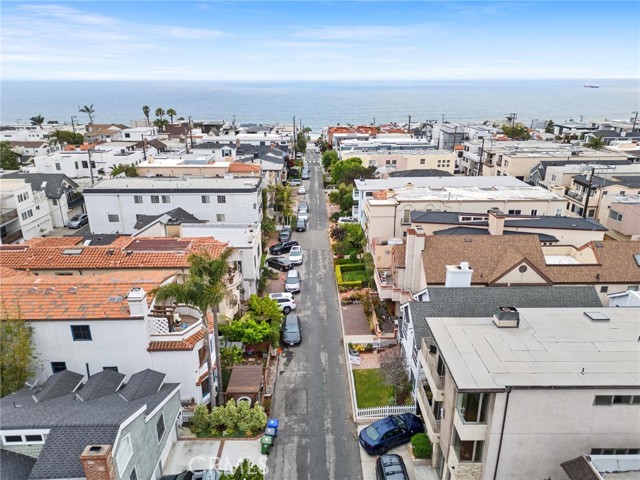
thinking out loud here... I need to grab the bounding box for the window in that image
[162,195,171,203]
[420,159,426,165]
[600,286,609,293]
[402,209,412,225]
[456,392,489,423]
[609,210,623,221]
[507,209,522,215]
[82,161,88,168]
[453,429,484,462]
[51,361,67,373]
[530,209,537,216]
[156,414,166,442]
[594,395,640,406]
[21,210,33,220]
[108,214,119,223]
[71,325,92,341]
[201,195,210,203]
[201,380,210,399]
[103,366,119,372]
[55,163,61,171]
[52,198,58,206]
[24,435,43,442]
[217,195,226,203]
[151,195,160,204]
[216,214,225,222]
[134,196,143,204]
[4,436,23,443]
[591,448,640,455]
[198,346,207,367]
[75,162,79,169]
[253,203,257,209]
[129,468,138,480]
[124,133,131,139]
[115,434,133,474]
[628,286,639,292]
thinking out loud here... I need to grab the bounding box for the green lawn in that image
[352,368,395,408]
[342,270,369,283]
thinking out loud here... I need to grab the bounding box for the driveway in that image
[267,152,363,479]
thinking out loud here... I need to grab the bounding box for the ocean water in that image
[1,79,638,133]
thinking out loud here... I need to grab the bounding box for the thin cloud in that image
[294,24,431,41]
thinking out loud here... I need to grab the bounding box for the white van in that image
[284,269,301,293]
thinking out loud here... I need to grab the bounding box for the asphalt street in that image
[267,152,364,480]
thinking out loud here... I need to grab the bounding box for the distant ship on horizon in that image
[584,83,600,88]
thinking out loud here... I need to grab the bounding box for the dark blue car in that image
[359,413,424,455]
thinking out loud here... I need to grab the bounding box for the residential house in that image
[0,126,52,143]
[135,154,262,181]
[0,268,222,404]
[7,141,60,162]
[608,289,640,306]
[83,176,262,235]
[533,161,640,190]
[415,307,640,480]
[387,231,640,306]
[83,124,129,143]
[399,287,603,450]
[120,126,159,141]
[1,172,83,227]
[597,194,640,240]
[0,178,52,243]
[565,174,640,218]
[0,368,180,480]
[387,169,454,178]
[352,176,526,224]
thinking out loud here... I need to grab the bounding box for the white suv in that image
[269,292,297,314]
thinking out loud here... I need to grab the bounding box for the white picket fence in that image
[181,409,194,424]
[356,404,417,419]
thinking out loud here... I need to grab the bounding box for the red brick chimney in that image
[80,445,118,480]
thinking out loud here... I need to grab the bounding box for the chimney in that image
[127,287,148,317]
[488,209,505,236]
[235,138,240,148]
[493,307,520,328]
[80,445,117,480]
[444,262,473,287]
[405,182,414,190]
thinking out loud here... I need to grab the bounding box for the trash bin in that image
[268,418,279,431]
[265,426,277,438]
[260,434,273,455]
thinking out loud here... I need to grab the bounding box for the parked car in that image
[358,413,424,455]
[337,217,358,224]
[266,256,294,272]
[67,213,88,229]
[289,179,302,187]
[281,312,301,346]
[298,185,306,195]
[289,245,303,264]
[284,269,301,293]
[301,170,310,180]
[269,240,299,255]
[269,292,296,314]
[278,226,293,242]
[295,218,307,232]
[160,470,229,480]
[375,454,409,480]
[314,147,320,153]
[298,201,309,212]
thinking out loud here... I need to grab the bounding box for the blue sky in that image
[1,1,638,81]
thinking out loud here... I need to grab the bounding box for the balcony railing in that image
[421,339,445,392]
[566,190,583,202]
[1,229,23,244]
[226,270,242,289]
[417,383,440,434]
[0,208,18,224]
[352,189,359,200]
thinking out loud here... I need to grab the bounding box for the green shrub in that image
[411,433,432,458]
[190,404,210,434]
[335,263,365,288]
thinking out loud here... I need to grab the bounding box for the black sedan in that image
[359,413,424,455]
[269,240,299,255]
[376,454,409,480]
[266,256,294,272]
[282,313,301,346]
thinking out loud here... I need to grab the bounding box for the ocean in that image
[1,79,638,133]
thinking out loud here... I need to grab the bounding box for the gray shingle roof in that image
[0,449,37,480]
[76,370,125,401]
[432,226,559,243]
[134,207,204,230]
[408,286,603,349]
[1,172,78,199]
[34,370,84,402]
[388,169,453,178]
[119,369,165,401]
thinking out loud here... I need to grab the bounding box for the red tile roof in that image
[0,236,228,271]
[228,162,261,173]
[0,270,177,321]
[148,329,205,352]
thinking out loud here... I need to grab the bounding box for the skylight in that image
[584,311,610,322]
[62,248,83,256]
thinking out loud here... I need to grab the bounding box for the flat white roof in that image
[355,176,526,190]
[375,185,563,203]
[86,176,260,191]
[427,307,640,390]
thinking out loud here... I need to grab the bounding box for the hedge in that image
[335,263,366,288]
[411,433,432,458]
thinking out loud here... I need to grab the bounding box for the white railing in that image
[181,409,194,424]
[356,405,417,419]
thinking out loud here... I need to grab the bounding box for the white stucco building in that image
[0,178,53,243]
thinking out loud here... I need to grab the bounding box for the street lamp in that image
[632,111,638,132]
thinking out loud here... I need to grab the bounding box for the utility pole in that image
[632,111,638,132]
[87,147,95,186]
[477,136,486,176]
[408,115,411,135]
[141,134,147,162]
[373,117,376,126]
[452,125,458,151]
[581,167,596,218]
[70,116,77,136]
[188,116,194,150]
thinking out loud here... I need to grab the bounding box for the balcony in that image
[352,189,359,200]
[420,339,445,399]
[148,304,204,339]
[226,269,242,290]
[416,382,441,441]
[374,268,393,300]
[1,229,23,244]
[0,208,18,224]
[566,190,584,202]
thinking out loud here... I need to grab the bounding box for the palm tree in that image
[48,130,64,149]
[155,108,165,120]
[152,249,233,407]
[30,115,45,128]
[166,108,177,124]
[587,136,605,150]
[142,105,151,127]
[79,104,95,130]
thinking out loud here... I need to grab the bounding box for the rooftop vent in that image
[584,311,610,322]
[493,306,520,328]
[108,295,123,303]
[68,287,78,294]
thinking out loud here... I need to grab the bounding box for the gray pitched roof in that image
[560,455,601,480]
[0,449,37,480]
[134,207,204,230]
[119,369,165,401]
[388,169,453,177]
[76,370,125,401]
[408,286,603,349]
[34,370,84,402]
[1,172,78,199]
[432,226,559,243]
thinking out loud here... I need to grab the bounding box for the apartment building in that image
[83,176,262,234]
[564,174,640,218]
[352,176,525,224]
[0,268,220,405]
[415,307,640,480]
[363,183,565,244]
[0,178,53,243]
[0,368,180,480]
[340,145,456,176]
[597,194,640,240]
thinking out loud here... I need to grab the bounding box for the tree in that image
[79,104,95,129]
[152,249,233,407]
[330,156,376,186]
[190,404,210,434]
[544,120,555,134]
[219,316,273,344]
[155,107,166,120]
[0,311,37,397]
[246,295,283,324]
[49,130,84,148]
[586,136,605,150]
[296,132,307,154]
[0,142,20,170]
[269,184,294,224]
[166,108,177,124]
[153,118,169,131]
[501,122,531,140]
[322,150,339,170]
[142,105,151,127]
[219,459,265,480]
[220,345,243,368]
[379,347,409,403]
[110,163,138,177]
[30,115,45,128]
